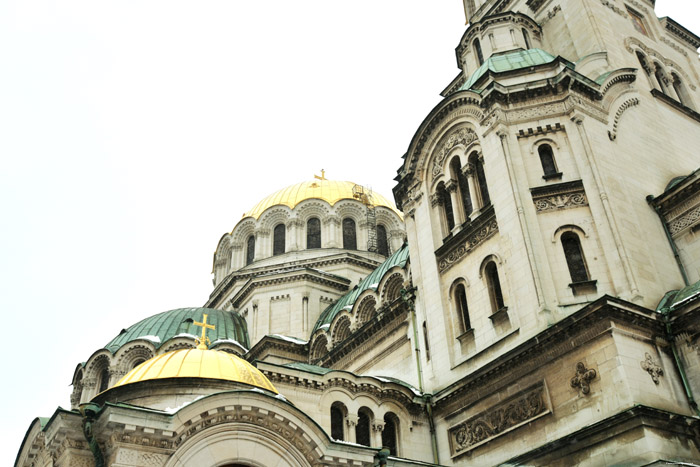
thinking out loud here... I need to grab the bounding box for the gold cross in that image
[193,314,216,350]
[314,169,326,181]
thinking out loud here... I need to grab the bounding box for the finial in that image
[193,313,216,350]
[314,169,326,181]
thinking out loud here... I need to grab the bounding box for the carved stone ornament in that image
[432,127,478,181]
[667,198,700,237]
[531,180,588,213]
[570,362,597,395]
[448,384,549,456]
[608,98,640,141]
[641,353,664,384]
[437,208,499,273]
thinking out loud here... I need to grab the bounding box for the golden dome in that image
[112,348,278,394]
[243,179,400,220]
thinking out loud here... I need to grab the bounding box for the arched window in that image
[538,144,559,178]
[454,283,471,332]
[307,218,321,249]
[246,235,255,265]
[356,408,372,447]
[377,224,389,257]
[450,157,473,220]
[473,156,490,207]
[382,413,400,456]
[437,182,455,232]
[132,359,145,370]
[485,261,505,313]
[273,224,286,256]
[343,218,357,250]
[98,367,110,393]
[474,38,484,65]
[654,64,669,94]
[330,402,346,441]
[672,73,694,109]
[522,28,531,49]
[561,232,589,283]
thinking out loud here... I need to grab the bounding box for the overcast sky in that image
[3,2,699,464]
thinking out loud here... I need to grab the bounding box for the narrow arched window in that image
[522,28,531,49]
[330,403,345,441]
[342,218,357,250]
[423,321,431,361]
[538,144,558,178]
[273,224,286,256]
[376,224,389,257]
[474,38,484,65]
[246,235,255,265]
[654,65,669,94]
[307,218,321,249]
[382,413,399,456]
[485,261,505,312]
[356,408,372,446]
[562,232,589,283]
[450,157,472,219]
[455,283,471,331]
[98,367,110,393]
[437,182,455,232]
[672,73,694,109]
[475,158,490,207]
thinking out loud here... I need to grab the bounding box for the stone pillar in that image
[372,420,385,448]
[346,414,359,443]
[446,179,465,228]
[463,163,481,217]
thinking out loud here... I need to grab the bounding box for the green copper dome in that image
[104,307,249,353]
[460,48,560,92]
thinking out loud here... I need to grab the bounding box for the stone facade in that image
[16,1,700,466]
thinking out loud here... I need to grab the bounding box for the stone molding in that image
[431,127,479,182]
[435,205,499,273]
[517,123,565,139]
[531,180,588,212]
[608,98,640,141]
[448,383,550,457]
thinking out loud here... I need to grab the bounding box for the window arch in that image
[437,181,455,233]
[273,224,286,256]
[484,261,505,313]
[382,412,400,456]
[450,157,473,220]
[356,407,373,447]
[454,282,471,332]
[561,232,590,283]
[330,402,347,441]
[522,28,531,49]
[538,144,559,179]
[98,367,110,393]
[310,335,328,361]
[307,217,321,249]
[474,38,484,65]
[376,224,389,257]
[342,218,357,250]
[246,235,255,265]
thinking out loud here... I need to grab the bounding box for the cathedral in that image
[15,0,700,466]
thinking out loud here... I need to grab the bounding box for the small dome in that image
[104,308,249,353]
[243,179,400,220]
[111,348,278,393]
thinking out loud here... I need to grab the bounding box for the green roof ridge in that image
[312,244,410,335]
[459,48,558,92]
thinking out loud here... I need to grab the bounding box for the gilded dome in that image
[111,348,278,393]
[243,179,400,220]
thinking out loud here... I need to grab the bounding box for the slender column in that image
[346,414,358,443]
[463,163,481,217]
[445,179,465,227]
[372,420,385,448]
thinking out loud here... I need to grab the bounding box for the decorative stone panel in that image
[435,206,498,273]
[448,382,551,457]
[531,180,588,213]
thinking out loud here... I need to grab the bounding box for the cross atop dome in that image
[194,314,215,350]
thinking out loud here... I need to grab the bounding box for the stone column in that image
[446,179,465,227]
[346,414,359,443]
[372,420,385,448]
[463,163,481,217]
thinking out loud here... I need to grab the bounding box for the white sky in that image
[2,2,699,464]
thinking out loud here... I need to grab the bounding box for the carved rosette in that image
[640,353,664,384]
[449,384,549,456]
[570,362,597,395]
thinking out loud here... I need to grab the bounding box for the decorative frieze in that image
[640,353,664,384]
[517,123,564,139]
[667,194,700,236]
[448,383,550,457]
[570,362,597,395]
[435,206,499,273]
[431,127,479,181]
[531,180,588,212]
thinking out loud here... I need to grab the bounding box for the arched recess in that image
[331,315,352,345]
[380,271,406,304]
[309,334,329,362]
[449,279,471,333]
[479,255,506,314]
[115,344,154,374]
[355,407,374,447]
[330,401,347,442]
[356,295,377,325]
[382,412,400,456]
